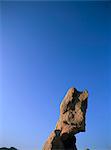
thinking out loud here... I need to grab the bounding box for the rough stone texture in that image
[43,87,88,150]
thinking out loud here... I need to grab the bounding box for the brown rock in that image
[43,87,88,150]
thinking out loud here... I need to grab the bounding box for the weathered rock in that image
[43,87,88,150]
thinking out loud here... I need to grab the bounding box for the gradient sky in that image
[1,1,111,150]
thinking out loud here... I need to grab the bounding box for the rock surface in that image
[43,87,88,150]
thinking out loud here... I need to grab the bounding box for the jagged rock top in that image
[56,87,88,135]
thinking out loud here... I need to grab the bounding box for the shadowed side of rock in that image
[52,131,77,150]
[43,130,77,150]
[43,87,88,150]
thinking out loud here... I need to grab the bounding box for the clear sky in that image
[0,1,111,150]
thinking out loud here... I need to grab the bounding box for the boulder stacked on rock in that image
[43,87,88,150]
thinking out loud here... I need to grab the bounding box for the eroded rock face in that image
[43,87,88,150]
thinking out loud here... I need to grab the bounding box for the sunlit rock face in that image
[43,87,88,150]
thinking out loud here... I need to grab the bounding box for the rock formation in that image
[43,87,88,150]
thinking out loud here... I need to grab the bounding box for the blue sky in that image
[0,1,111,150]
